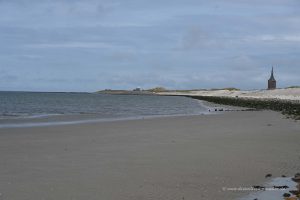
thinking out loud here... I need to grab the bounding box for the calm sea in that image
[0,91,209,127]
[0,91,209,125]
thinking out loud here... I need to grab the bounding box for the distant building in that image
[133,87,141,92]
[268,67,276,90]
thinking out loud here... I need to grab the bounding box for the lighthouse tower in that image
[268,67,276,90]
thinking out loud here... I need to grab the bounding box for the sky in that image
[0,0,299,92]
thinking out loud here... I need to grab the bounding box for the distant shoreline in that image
[97,90,157,95]
[97,88,300,119]
[158,88,300,119]
[186,95,300,119]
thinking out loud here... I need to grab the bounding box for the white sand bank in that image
[159,88,300,101]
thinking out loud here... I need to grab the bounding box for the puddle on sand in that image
[239,177,297,200]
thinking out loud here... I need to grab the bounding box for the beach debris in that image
[292,176,300,183]
[215,108,218,111]
[218,108,224,111]
[289,190,300,196]
[283,193,291,197]
[265,173,272,178]
[292,173,300,183]
[284,197,298,200]
[282,175,287,177]
[267,123,272,126]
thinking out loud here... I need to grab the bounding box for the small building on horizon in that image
[133,87,141,92]
[268,67,276,90]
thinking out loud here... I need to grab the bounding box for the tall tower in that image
[268,67,276,90]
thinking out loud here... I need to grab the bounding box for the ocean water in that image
[0,92,209,126]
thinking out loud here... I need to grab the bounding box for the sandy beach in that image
[0,110,300,200]
[159,88,300,101]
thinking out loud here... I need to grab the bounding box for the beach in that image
[1,110,300,200]
[2,0,300,199]
[159,88,300,101]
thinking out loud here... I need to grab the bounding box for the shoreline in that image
[0,93,213,128]
[0,99,242,129]
[187,95,300,118]
[158,92,300,119]
[0,113,210,129]
[0,110,299,200]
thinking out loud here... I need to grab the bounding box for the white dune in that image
[159,88,300,101]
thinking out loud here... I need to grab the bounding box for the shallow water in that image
[0,91,210,128]
[238,177,297,200]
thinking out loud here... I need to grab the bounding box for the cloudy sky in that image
[0,0,299,92]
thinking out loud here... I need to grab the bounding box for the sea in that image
[0,91,210,128]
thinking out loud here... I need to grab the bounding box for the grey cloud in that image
[177,26,226,51]
[25,42,130,49]
[0,0,299,91]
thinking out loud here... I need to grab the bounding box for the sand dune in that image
[159,88,300,101]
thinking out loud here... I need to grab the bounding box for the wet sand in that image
[0,111,299,200]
